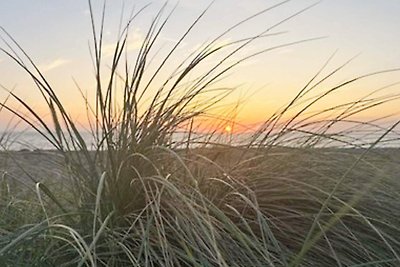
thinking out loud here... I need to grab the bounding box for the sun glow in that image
[225,125,232,133]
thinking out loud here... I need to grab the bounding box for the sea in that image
[1,130,400,151]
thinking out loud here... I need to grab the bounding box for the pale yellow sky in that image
[0,0,399,132]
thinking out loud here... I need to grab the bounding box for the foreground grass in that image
[1,148,400,266]
[1,1,400,266]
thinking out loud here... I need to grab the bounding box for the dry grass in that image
[1,1,400,266]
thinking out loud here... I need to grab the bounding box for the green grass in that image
[1,1,400,266]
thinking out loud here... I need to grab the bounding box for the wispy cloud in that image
[102,28,144,57]
[161,36,188,49]
[39,58,70,72]
[189,38,232,54]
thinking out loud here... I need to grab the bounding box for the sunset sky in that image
[0,0,399,131]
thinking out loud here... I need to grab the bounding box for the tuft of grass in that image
[1,1,400,266]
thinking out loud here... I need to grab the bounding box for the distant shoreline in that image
[2,131,400,151]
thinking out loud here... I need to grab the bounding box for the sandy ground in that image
[1,147,400,195]
[0,150,66,192]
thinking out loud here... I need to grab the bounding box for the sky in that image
[0,0,399,132]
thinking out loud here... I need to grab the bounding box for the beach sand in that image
[2,147,399,190]
[0,150,67,194]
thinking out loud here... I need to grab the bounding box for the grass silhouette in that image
[1,1,400,266]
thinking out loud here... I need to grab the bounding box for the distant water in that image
[0,131,239,151]
[1,130,399,151]
[0,131,96,151]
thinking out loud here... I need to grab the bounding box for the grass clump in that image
[1,1,400,266]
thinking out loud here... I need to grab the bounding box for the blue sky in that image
[0,0,399,128]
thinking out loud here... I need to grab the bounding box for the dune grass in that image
[1,1,400,266]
